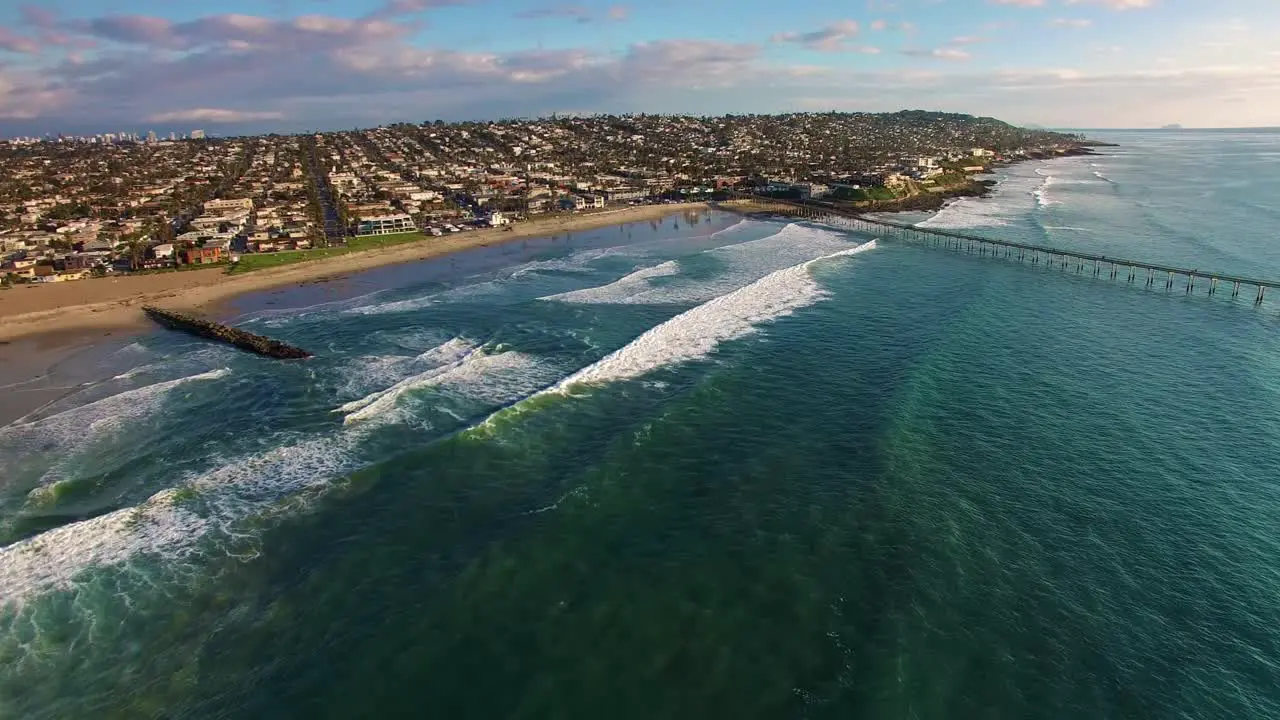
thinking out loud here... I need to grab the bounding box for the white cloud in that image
[903,47,972,60]
[146,108,287,123]
[1049,18,1093,28]
[988,0,1046,7]
[1064,0,1155,9]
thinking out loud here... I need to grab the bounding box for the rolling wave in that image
[541,223,856,306]
[475,239,878,438]
[539,261,681,304]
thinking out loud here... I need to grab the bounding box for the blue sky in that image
[0,0,1276,134]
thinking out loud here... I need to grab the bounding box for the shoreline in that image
[0,202,709,343]
[865,145,1111,220]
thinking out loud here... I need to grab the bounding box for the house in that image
[356,213,416,236]
[484,212,511,227]
[558,196,587,211]
[183,246,226,265]
[153,243,175,260]
[581,194,605,209]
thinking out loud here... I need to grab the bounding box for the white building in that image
[484,212,511,227]
[203,198,254,213]
[791,183,830,200]
[357,213,417,236]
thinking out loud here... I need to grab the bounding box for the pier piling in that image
[721,194,1280,313]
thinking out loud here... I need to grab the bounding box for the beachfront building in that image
[559,196,586,212]
[184,245,226,265]
[483,212,511,227]
[356,213,416,236]
[604,187,648,203]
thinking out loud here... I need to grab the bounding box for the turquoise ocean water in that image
[3,130,1280,718]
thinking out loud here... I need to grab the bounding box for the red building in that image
[183,246,225,265]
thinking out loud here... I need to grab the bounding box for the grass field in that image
[226,232,428,274]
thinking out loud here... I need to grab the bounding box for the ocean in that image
[3,129,1280,719]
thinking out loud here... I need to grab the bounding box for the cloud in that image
[789,65,1280,127]
[903,47,972,60]
[1064,0,1154,8]
[0,27,40,54]
[372,0,471,18]
[18,5,59,30]
[1049,18,1093,28]
[0,69,71,118]
[772,20,868,52]
[949,36,988,45]
[146,108,286,123]
[1,5,1271,134]
[517,4,593,22]
[988,0,1045,6]
[517,3,630,23]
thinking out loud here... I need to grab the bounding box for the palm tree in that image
[127,237,148,271]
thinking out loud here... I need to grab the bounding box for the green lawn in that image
[830,186,898,202]
[226,232,428,274]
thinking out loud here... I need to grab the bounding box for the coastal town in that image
[0,111,1085,285]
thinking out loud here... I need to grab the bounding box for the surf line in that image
[468,239,877,437]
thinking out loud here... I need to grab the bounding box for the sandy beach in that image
[0,203,709,343]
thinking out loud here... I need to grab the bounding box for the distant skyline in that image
[0,0,1276,135]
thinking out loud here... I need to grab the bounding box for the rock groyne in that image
[142,306,312,359]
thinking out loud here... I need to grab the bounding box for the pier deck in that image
[721,194,1279,305]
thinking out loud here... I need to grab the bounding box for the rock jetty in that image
[142,306,312,359]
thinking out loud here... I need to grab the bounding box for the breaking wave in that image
[541,223,857,306]
[336,336,556,424]
[539,261,681,304]
[0,369,231,451]
[524,239,876,405]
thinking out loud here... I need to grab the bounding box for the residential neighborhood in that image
[0,111,1083,284]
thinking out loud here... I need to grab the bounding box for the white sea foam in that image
[0,488,212,608]
[540,260,681,304]
[546,240,876,391]
[344,249,618,316]
[339,346,548,424]
[918,198,1013,229]
[1,369,231,447]
[543,223,856,307]
[0,429,361,609]
[0,342,556,608]
[111,364,155,382]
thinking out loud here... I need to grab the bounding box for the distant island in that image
[1161,124,1184,130]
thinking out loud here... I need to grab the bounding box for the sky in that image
[0,0,1276,135]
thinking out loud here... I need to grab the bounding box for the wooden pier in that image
[142,306,312,359]
[720,194,1279,307]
